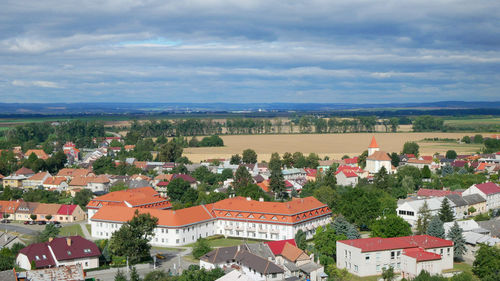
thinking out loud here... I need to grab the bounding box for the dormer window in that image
[225,212,231,217]
[84,249,91,253]
[271,216,277,220]
[67,251,72,255]
[248,214,254,218]
[35,256,40,260]
[42,255,47,259]
[260,215,266,219]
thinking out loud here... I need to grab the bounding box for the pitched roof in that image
[43,176,67,186]
[343,157,359,165]
[19,241,56,268]
[28,172,50,181]
[366,151,391,161]
[25,149,49,160]
[265,239,297,255]
[403,248,442,262]
[368,136,379,148]
[417,188,461,197]
[280,242,308,262]
[445,194,468,207]
[14,167,34,176]
[172,174,196,183]
[462,194,487,205]
[0,200,20,214]
[35,203,62,215]
[407,159,432,165]
[86,186,170,209]
[25,265,85,281]
[49,236,100,261]
[473,182,500,195]
[338,235,453,253]
[92,204,213,227]
[57,168,92,177]
[57,205,78,215]
[340,170,358,178]
[17,201,40,213]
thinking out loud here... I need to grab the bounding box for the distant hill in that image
[0,101,499,116]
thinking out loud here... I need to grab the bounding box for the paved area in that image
[79,222,92,240]
[0,223,40,236]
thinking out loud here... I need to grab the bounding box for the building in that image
[90,196,331,246]
[2,175,27,188]
[86,186,171,222]
[0,200,21,219]
[397,198,445,227]
[336,235,453,277]
[23,172,51,189]
[365,137,392,174]
[14,167,35,178]
[200,245,285,281]
[24,150,49,160]
[56,168,93,180]
[14,201,40,221]
[56,205,87,222]
[462,182,500,210]
[34,203,61,222]
[0,233,24,249]
[69,175,110,193]
[42,176,68,190]
[16,236,100,270]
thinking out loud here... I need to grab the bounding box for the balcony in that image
[258,228,267,233]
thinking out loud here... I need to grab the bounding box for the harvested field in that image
[183,132,497,162]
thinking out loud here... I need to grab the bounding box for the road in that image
[0,223,40,235]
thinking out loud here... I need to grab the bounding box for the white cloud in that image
[12,80,62,88]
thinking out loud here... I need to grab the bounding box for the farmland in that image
[183,132,493,162]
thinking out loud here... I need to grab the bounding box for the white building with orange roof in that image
[90,196,331,246]
[23,172,51,189]
[43,176,68,191]
[86,186,171,222]
[365,136,393,174]
[24,149,49,160]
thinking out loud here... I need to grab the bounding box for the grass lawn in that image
[443,262,473,274]
[59,224,84,237]
[186,237,259,248]
[349,275,382,281]
[85,224,92,234]
[152,246,183,252]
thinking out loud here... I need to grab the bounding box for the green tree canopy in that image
[233,166,252,189]
[438,197,454,222]
[427,216,445,238]
[447,221,467,261]
[242,149,257,164]
[192,238,213,259]
[370,215,411,238]
[402,141,420,156]
[472,244,500,279]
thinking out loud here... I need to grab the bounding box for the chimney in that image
[49,237,53,242]
[66,237,71,246]
[259,197,264,202]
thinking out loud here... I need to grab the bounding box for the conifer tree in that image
[439,197,454,222]
[447,221,467,261]
[427,216,445,238]
[416,201,432,234]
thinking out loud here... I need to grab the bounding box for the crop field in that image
[444,117,500,125]
[184,132,496,162]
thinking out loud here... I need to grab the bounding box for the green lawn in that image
[152,246,183,252]
[85,224,92,234]
[443,262,473,274]
[349,274,383,281]
[59,224,84,237]
[186,237,259,248]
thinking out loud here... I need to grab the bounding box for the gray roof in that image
[463,232,500,246]
[201,246,284,275]
[245,243,274,260]
[283,261,300,272]
[299,262,323,274]
[0,270,16,281]
[462,194,486,205]
[478,220,500,238]
[446,194,467,207]
[285,277,300,281]
[0,233,23,248]
[128,179,151,189]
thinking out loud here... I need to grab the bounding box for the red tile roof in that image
[340,170,358,178]
[304,168,317,177]
[28,172,50,181]
[86,186,171,210]
[338,235,453,253]
[92,205,213,227]
[473,182,500,195]
[14,167,34,176]
[43,176,67,186]
[417,188,462,197]
[343,157,358,164]
[265,239,297,255]
[172,174,196,183]
[407,159,432,165]
[19,241,56,268]
[25,149,49,160]
[366,151,391,161]
[57,205,78,215]
[403,247,442,262]
[49,236,100,261]
[368,136,379,148]
[420,156,433,161]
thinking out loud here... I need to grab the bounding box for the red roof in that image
[403,248,442,262]
[172,174,196,183]
[265,239,297,255]
[420,156,433,161]
[341,170,358,178]
[338,235,453,253]
[57,205,77,215]
[304,168,317,177]
[417,188,462,197]
[284,180,293,188]
[19,242,56,268]
[157,181,169,187]
[15,167,34,176]
[343,157,358,164]
[86,186,171,210]
[368,136,379,148]
[474,182,500,195]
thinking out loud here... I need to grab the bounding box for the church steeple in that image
[368,136,379,156]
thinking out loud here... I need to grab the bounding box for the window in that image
[391,251,395,259]
[42,255,47,259]
[365,254,370,261]
[67,251,72,255]
[354,265,358,272]
[84,249,91,253]
[447,248,451,256]
[398,210,407,215]
[440,249,443,255]
[376,265,381,272]
[35,256,40,261]
[407,211,414,216]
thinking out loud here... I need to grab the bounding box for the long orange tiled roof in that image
[25,149,49,160]
[92,204,213,227]
[43,176,67,186]
[0,200,20,214]
[366,151,391,161]
[86,186,170,209]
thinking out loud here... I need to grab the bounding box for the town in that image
[0,119,499,281]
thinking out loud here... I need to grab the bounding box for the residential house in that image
[462,194,487,216]
[282,168,306,180]
[397,198,446,227]
[215,270,256,281]
[171,174,198,188]
[0,233,24,249]
[462,182,500,210]
[416,189,462,198]
[23,172,51,189]
[86,186,171,222]
[14,167,35,178]
[335,169,359,187]
[15,201,40,221]
[34,203,61,222]
[336,235,453,278]
[3,175,28,188]
[56,168,93,180]
[63,142,80,163]
[24,149,49,160]
[404,159,433,169]
[365,137,392,174]
[304,169,317,182]
[42,176,68,191]
[200,245,285,281]
[69,175,110,193]
[56,205,86,223]
[16,236,100,270]
[0,200,20,219]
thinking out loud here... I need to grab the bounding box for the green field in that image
[444,116,500,125]
[59,224,84,237]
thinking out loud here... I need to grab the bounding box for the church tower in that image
[368,136,379,156]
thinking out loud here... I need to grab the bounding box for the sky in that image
[0,0,499,104]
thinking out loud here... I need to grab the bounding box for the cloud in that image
[12,80,62,88]
[0,0,498,103]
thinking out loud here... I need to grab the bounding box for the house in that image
[3,175,28,188]
[34,203,62,222]
[171,174,198,188]
[365,137,392,174]
[56,205,87,223]
[90,196,330,246]
[69,175,110,193]
[63,142,80,162]
[15,201,40,221]
[86,186,171,222]
[215,270,256,281]
[200,245,285,281]
[42,176,68,190]
[343,157,359,167]
[335,170,359,187]
[416,189,461,198]
[0,200,20,219]
[404,159,433,169]
[282,168,306,180]
[56,168,93,180]
[14,167,35,178]
[18,264,85,281]
[462,194,487,216]
[304,169,317,182]
[24,149,49,160]
[16,236,100,270]
[397,198,446,227]
[0,233,24,249]
[462,182,500,210]
[336,235,453,277]
[23,172,51,189]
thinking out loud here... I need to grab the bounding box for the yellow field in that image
[183,132,494,162]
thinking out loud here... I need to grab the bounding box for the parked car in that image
[1,219,11,223]
[28,220,35,225]
[37,221,46,225]
[23,221,29,225]
[48,221,60,225]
